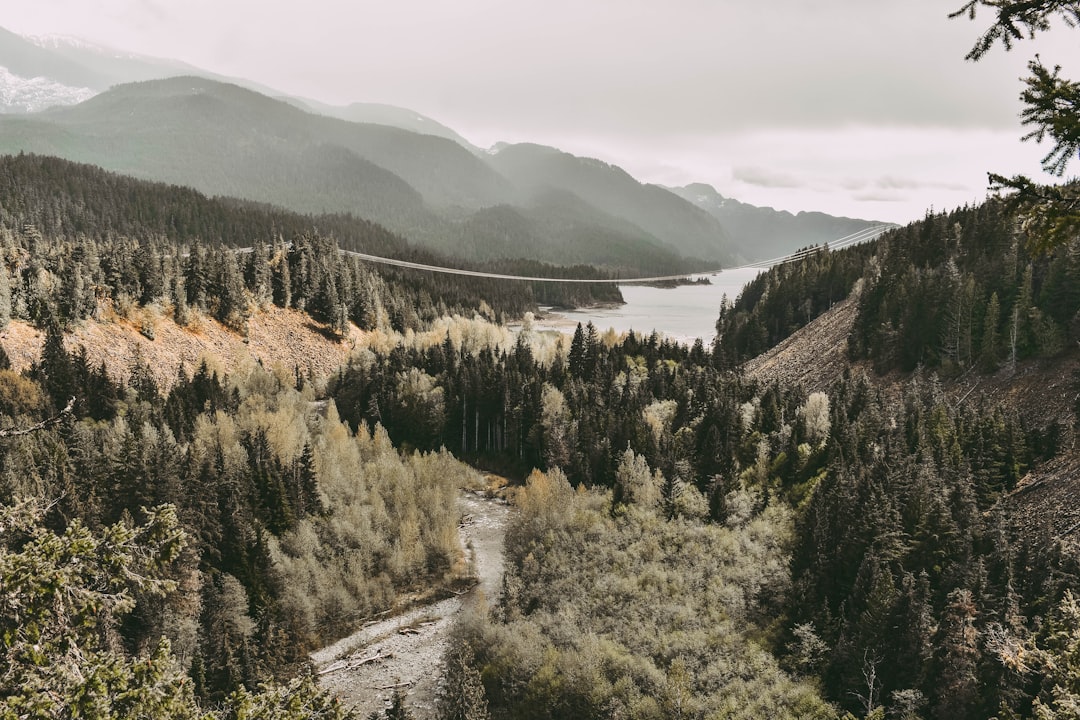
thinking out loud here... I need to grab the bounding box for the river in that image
[534,266,763,345]
[314,491,511,719]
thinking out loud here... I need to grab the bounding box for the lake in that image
[535,266,764,346]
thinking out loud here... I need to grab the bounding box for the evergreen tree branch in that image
[949,0,1080,60]
[1020,59,1080,175]
[0,395,74,437]
[989,173,1080,251]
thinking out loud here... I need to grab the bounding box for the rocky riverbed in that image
[313,491,510,718]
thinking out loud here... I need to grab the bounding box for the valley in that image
[0,6,1078,719]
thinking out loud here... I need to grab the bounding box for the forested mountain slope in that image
[0,153,620,331]
[714,196,1080,378]
[0,79,704,274]
[0,77,509,212]
[487,142,737,264]
[692,194,1080,718]
[0,153,577,715]
[670,182,884,262]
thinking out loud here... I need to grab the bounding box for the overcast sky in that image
[2,0,1075,223]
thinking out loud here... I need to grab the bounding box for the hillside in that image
[437,190,700,275]
[742,289,863,393]
[0,79,702,274]
[1,304,358,392]
[744,280,1079,429]
[2,77,509,211]
[0,25,481,150]
[486,142,737,265]
[670,182,884,262]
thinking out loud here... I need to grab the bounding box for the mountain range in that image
[0,26,884,271]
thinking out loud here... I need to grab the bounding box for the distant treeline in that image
[0,153,620,333]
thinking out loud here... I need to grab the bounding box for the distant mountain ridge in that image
[669,183,882,261]
[286,97,478,151]
[0,24,886,271]
[0,76,703,274]
[489,143,737,265]
[0,26,474,147]
[6,75,507,208]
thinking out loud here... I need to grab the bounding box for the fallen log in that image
[317,650,393,675]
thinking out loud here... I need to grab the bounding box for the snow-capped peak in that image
[0,66,95,113]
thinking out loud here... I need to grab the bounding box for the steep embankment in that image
[745,284,1080,557]
[0,305,361,390]
[744,284,1078,429]
[742,291,862,394]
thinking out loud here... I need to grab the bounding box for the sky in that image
[1,0,1076,224]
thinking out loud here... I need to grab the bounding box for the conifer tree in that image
[951,0,1080,250]
[437,642,491,720]
[980,292,1001,372]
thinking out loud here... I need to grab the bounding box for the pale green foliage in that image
[393,368,446,447]
[642,399,677,448]
[178,364,470,646]
[799,392,831,446]
[615,446,659,510]
[437,640,491,720]
[224,676,353,720]
[0,263,11,330]
[474,470,835,719]
[270,409,469,643]
[996,591,1080,720]
[672,483,709,522]
[539,383,574,470]
[888,688,927,720]
[360,312,564,367]
[0,498,353,719]
[0,499,192,718]
[789,623,830,678]
[740,398,761,432]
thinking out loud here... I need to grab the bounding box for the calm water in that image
[537,266,764,345]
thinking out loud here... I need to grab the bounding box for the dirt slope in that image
[742,293,860,394]
[742,289,1078,430]
[0,305,361,391]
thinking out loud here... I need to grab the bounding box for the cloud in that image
[732,166,805,189]
[853,191,908,203]
[874,175,968,192]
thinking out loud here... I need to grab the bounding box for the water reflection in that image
[534,266,763,345]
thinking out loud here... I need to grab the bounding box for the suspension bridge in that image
[333,224,898,284]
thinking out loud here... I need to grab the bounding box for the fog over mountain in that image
[4,0,1072,223]
[0,22,905,266]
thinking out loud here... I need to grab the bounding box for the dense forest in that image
[712,195,1080,377]
[2,149,1079,720]
[1,338,476,714]
[330,309,1068,718]
[712,240,876,368]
